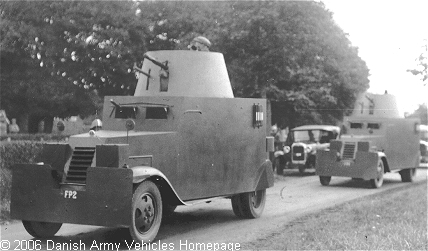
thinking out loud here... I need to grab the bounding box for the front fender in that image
[376,151,390,172]
[131,166,186,205]
[255,159,275,191]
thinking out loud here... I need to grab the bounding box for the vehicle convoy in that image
[274,125,340,174]
[10,50,275,242]
[315,92,421,188]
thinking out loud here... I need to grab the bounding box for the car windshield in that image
[293,130,333,144]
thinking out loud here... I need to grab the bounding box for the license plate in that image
[296,153,302,157]
[64,190,77,199]
[343,161,352,167]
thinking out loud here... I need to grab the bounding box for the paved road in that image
[1,167,426,250]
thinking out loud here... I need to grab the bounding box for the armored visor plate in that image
[11,164,133,227]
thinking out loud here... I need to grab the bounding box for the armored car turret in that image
[11,50,275,242]
[315,92,421,188]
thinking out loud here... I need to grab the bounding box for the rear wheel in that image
[400,168,417,182]
[22,221,62,238]
[319,176,331,186]
[129,181,162,242]
[370,160,384,188]
[231,189,266,219]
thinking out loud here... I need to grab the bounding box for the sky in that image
[322,0,427,115]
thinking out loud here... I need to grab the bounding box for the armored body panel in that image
[316,92,420,188]
[11,50,274,241]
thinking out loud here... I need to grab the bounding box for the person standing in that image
[9,118,20,133]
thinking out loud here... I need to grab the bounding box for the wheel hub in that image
[251,190,263,208]
[135,194,155,233]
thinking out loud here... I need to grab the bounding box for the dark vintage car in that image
[274,125,340,174]
[420,140,428,163]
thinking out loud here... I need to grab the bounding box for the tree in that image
[408,39,427,86]
[1,1,370,132]
[406,104,428,125]
[0,1,145,132]
[136,1,369,127]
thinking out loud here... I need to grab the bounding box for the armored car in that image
[315,92,420,188]
[11,50,275,242]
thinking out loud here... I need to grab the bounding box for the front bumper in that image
[315,150,379,179]
[11,164,133,227]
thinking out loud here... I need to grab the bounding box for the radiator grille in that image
[64,147,95,184]
[342,142,356,159]
[292,145,305,161]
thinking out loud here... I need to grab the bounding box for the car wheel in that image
[231,189,266,219]
[298,165,306,174]
[22,221,62,238]
[129,181,162,242]
[370,160,384,188]
[319,176,331,186]
[275,158,284,175]
[400,168,417,182]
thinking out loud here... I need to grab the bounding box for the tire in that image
[129,181,162,243]
[275,158,284,175]
[370,160,384,188]
[298,165,306,174]
[22,221,62,238]
[231,189,266,219]
[276,165,283,175]
[231,194,244,217]
[400,168,417,182]
[319,176,331,186]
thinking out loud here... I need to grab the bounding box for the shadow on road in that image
[27,206,242,250]
[329,177,407,189]
[280,169,316,177]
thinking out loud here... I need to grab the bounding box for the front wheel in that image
[400,168,417,182]
[22,221,62,238]
[275,157,286,175]
[298,165,306,174]
[231,189,266,219]
[319,176,331,186]
[370,160,384,188]
[129,181,162,243]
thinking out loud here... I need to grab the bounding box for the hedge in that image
[0,141,44,222]
[1,133,70,142]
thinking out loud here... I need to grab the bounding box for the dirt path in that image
[1,168,426,250]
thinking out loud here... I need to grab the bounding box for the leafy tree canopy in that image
[408,39,427,86]
[135,1,370,126]
[1,1,145,131]
[1,1,370,131]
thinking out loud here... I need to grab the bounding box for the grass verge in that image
[244,181,427,250]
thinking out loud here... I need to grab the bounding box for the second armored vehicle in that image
[316,93,420,188]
